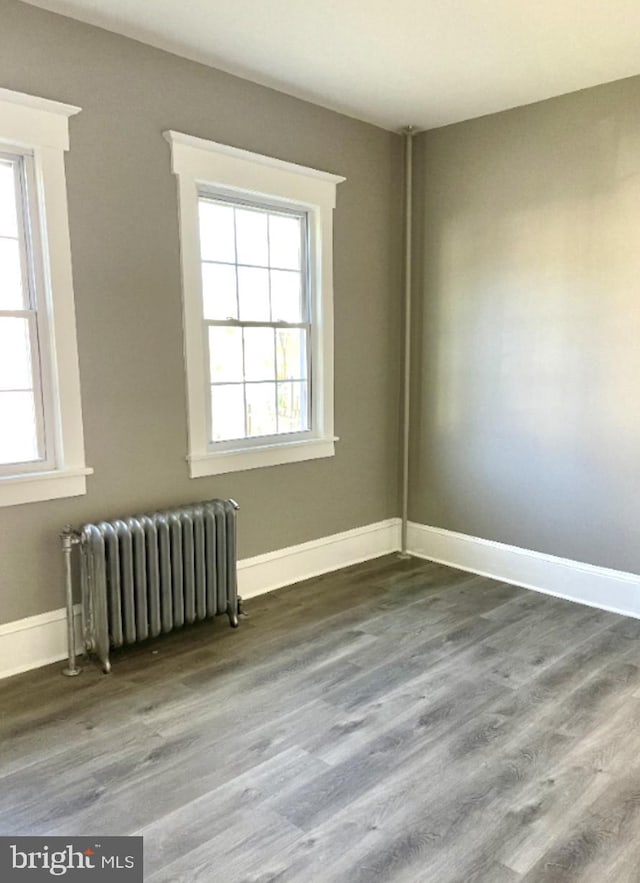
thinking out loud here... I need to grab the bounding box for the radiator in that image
[74,499,240,673]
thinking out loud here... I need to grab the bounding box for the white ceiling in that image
[23,0,640,131]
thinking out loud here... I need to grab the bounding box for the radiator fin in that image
[81,499,238,672]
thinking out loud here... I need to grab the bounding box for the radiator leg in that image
[227,600,239,628]
[61,526,81,677]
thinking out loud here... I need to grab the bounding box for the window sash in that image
[0,151,53,474]
[205,318,312,446]
[197,194,314,448]
[197,193,310,324]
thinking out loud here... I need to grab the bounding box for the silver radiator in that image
[73,499,239,673]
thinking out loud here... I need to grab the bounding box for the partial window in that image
[165,131,344,476]
[0,151,50,470]
[0,88,91,506]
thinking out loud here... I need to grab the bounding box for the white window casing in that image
[165,130,345,477]
[0,87,91,506]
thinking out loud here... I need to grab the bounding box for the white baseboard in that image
[408,521,640,620]
[0,605,83,681]
[7,517,637,682]
[238,518,402,599]
[0,518,402,680]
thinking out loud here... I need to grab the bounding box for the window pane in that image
[209,326,243,383]
[235,208,268,266]
[210,384,245,441]
[0,161,19,239]
[276,328,307,381]
[277,381,308,434]
[244,327,275,381]
[238,266,270,321]
[246,382,277,437]
[199,201,235,263]
[0,237,25,310]
[270,269,302,322]
[269,214,301,270]
[0,390,39,463]
[202,262,237,320]
[0,317,33,391]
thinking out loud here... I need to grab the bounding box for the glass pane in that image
[246,382,277,437]
[269,214,301,270]
[0,317,33,390]
[210,384,245,441]
[202,262,237,320]
[238,266,270,321]
[243,327,275,381]
[0,161,19,239]
[277,381,308,434]
[276,328,307,381]
[0,237,25,310]
[270,269,302,322]
[198,200,235,263]
[235,208,268,266]
[208,326,243,383]
[0,390,39,463]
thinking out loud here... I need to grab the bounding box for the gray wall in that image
[0,0,402,624]
[6,0,638,627]
[411,75,640,573]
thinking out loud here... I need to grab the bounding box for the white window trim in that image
[165,130,345,477]
[0,87,91,507]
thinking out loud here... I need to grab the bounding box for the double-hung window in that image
[201,195,310,443]
[0,151,49,469]
[166,131,344,476]
[0,88,90,506]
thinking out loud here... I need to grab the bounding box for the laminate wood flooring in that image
[2,555,640,882]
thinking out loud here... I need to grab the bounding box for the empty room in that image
[2,0,640,880]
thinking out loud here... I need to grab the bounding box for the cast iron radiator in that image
[72,499,240,673]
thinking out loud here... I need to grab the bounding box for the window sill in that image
[0,466,93,507]
[188,437,337,477]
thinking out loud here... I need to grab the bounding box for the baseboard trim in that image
[408,521,640,621]
[238,518,402,599]
[0,518,402,680]
[0,605,83,681]
[9,517,636,681]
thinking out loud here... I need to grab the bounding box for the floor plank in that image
[1,555,640,881]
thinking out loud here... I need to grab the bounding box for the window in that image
[0,153,48,469]
[165,131,344,476]
[0,88,91,506]
[201,196,310,442]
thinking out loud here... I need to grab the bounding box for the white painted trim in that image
[408,522,640,620]
[0,88,90,507]
[164,131,345,185]
[0,468,92,508]
[165,131,344,478]
[238,518,402,599]
[0,88,80,152]
[0,605,82,681]
[188,437,336,476]
[0,519,400,680]
[0,88,80,119]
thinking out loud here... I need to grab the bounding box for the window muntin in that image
[0,151,51,472]
[198,194,311,446]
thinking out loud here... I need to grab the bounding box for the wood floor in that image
[2,555,640,882]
